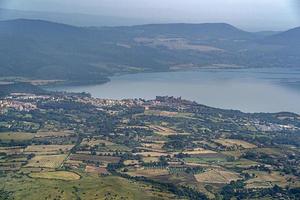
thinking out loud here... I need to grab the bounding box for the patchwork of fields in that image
[1,94,300,199]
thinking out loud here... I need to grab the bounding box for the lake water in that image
[50,68,300,114]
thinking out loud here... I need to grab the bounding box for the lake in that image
[49,68,300,114]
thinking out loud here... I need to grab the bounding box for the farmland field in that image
[142,156,160,163]
[183,155,228,164]
[81,138,131,151]
[134,151,171,157]
[126,168,170,178]
[25,145,74,154]
[123,159,140,165]
[69,154,120,165]
[214,139,257,149]
[244,170,289,189]
[0,132,35,141]
[194,169,242,184]
[81,138,114,146]
[30,171,81,181]
[144,110,193,118]
[182,148,217,155]
[26,154,67,168]
[35,131,73,138]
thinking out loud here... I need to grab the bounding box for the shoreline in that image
[1,66,298,88]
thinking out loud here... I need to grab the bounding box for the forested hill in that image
[0,19,299,84]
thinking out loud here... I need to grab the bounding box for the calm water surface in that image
[50,68,300,114]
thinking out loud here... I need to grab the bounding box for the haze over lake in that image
[50,68,300,114]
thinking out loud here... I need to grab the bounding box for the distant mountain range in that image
[0,19,299,84]
[0,8,150,27]
[264,27,300,45]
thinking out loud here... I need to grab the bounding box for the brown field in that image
[194,169,242,184]
[214,139,257,149]
[126,168,169,178]
[0,132,34,141]
[245,170,288,189]
[25,154,67,168]
[24,145,74,154]
[30,171,80,181]
[69,154,120,166]
[35,131,73,138]
[85,165,110,175]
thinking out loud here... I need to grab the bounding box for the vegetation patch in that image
[182,148,217,155]
[69,154,120,166]
[25,154,67,168]
[0,173,176,200]
[214,139,257,149]
[134,151,171,157]
[245,170,289,189]
[0,147,24,155]
[123,160,140,166]
[29,171,81,181]
[35,131,73,138]
[85,165,110,175]
[183,155,228,164]
[126,168,169,178]
[25,145,74,154]
[0,132,34,141]
[194,169,242,184]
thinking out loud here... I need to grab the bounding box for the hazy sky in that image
[1,0,300,30]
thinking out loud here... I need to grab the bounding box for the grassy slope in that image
[1,173,177,200]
